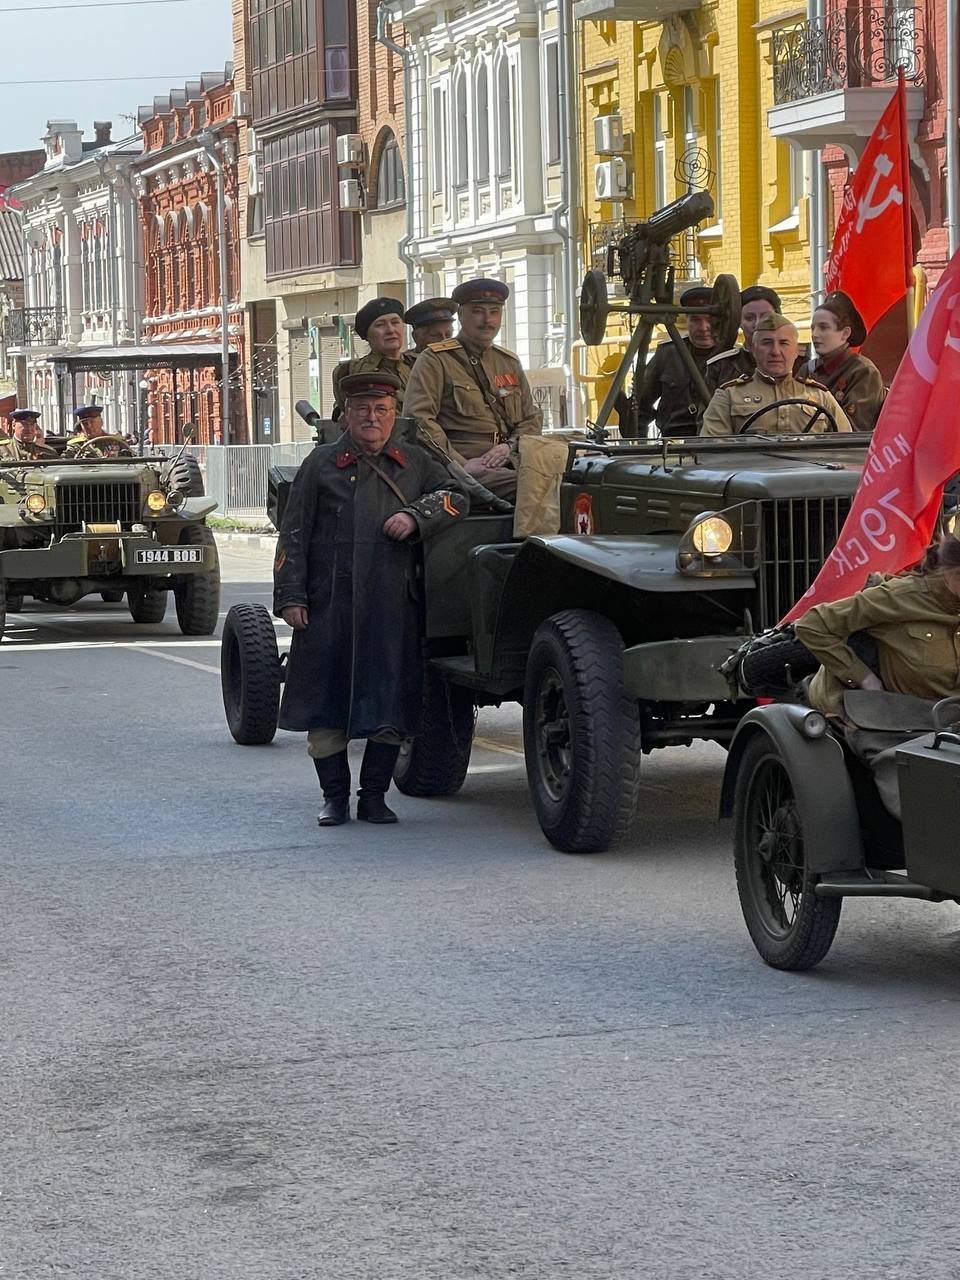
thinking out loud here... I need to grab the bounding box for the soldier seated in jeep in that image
[701,314,852,437]
[0,408,56,460]
[65,404,132,458]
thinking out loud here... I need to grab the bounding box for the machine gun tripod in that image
[579,190,741,441]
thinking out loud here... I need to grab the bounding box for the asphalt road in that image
[3,540,960,1279]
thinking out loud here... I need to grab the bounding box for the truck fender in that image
[178,497,218,520]
[720,703,864,874]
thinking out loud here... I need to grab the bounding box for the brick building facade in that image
[134,67,246,444]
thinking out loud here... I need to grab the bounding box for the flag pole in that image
[898,67,916,335]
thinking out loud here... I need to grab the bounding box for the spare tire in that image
[736,628,820,697]
[166,453,204,497]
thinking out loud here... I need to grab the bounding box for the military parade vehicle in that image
[220,191,878,853]
[0,441,220,636]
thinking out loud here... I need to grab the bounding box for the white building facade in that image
[399,0,575,426]
[9,121,143,436]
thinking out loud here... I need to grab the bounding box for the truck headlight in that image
[691,515,733,556]
[146,490,167,513]
[24,492,46,513]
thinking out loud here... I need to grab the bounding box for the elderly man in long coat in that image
[273,371,468,827]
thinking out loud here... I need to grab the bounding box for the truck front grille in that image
[759,496,852,627]
[55,481,141,533]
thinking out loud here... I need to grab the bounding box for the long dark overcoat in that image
[273,435,467,738]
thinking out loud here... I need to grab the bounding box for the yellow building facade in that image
[576,3,814,415]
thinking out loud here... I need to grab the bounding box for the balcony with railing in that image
[4,307,66,350]
[768,5,927,149]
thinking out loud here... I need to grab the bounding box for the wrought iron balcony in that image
[4,306,66,348]
[772,6,925,106]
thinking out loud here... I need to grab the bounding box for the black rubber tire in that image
[738,634,820,697]
[100,588,125,603]
[393,670,475,796]
[220,602,281,745]
[174,524,221,636]
[6,587,22,614]
[522,609,641,854]
[165,453,204,497]
[733,733,842,970]
[127,583,167,623]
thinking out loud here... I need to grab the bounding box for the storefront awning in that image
[56,343,239,375]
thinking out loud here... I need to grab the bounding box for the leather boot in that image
[356,740,401,824]
[313,751,351,826]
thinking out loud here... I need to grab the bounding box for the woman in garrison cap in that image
[807,290,886,431]
[331,297,416,418]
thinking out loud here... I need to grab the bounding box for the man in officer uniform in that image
[700,313,852,436]
[705,285,783,391]
[402,278,542,497]
[404,297,456,353]
[274,371,468,827]
[65,404,131,457]
[332,297,415,417]
[620,285,717,438]
[0,408,56,460]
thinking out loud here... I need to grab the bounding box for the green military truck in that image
[0,448,220,636]
[222,414,869,854]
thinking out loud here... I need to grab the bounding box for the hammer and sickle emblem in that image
[855,152,903,234]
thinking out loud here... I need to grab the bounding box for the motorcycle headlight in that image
[691,515,734,556]
[146,490,167,513]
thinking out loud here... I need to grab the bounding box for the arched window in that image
[496,55,512,178]
[476,63,490,183]
[374,131,405,208]
[454,68,468,187]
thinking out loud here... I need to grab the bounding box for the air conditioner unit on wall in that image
[594,114,624,156]
[338,178,363,211]
[233,90,252,121]
[594,157,628,200]
[336,134,364,168]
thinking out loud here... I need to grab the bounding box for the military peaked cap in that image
[452,278,509,305]
[740,285,782,311]
[9,407,41,422]
[74,404,103,419]
[339,371,403,399]
[354,297,405,340]
[679,285,713,307]
[817,290,867,347]
[404,297,456,329]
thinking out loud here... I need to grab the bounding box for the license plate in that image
[134,547,203,565]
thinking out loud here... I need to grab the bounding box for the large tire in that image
[174,524,221,636]
[165,453,204,497]
[733,732,842,970]
[221,603,281,745]
[100,588,125,603]
[522,609,641,854]
[127,583,167,623]
[393,670,475,796]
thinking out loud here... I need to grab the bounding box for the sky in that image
[0,0,232,152]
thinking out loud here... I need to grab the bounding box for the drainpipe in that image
[376,3,416,300]
[556,0,580,427]
[198,130,231,447]
[807,0,825,310]
[947,0,958,256]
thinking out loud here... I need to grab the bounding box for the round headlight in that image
[166,488,185,509]
[25,492,46,513]
[146,490,167,513]
[691,516,734,556]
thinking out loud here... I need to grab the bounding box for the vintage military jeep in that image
[0,448,220,635]
[723,694,960,971]
[222,414,873,854]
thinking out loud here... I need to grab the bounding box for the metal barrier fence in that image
[155,442,315,520]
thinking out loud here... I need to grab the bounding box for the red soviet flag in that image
[784,248,960,623]
[824,73,912,335]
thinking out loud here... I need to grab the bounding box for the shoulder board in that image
[490,342,519,358]
[427,339,462,352]
[799,376,829,391]
[722,374,753,388]
[67,433,84,443]
[706,348,739,365]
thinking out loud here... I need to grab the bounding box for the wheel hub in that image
[535,669,572,802]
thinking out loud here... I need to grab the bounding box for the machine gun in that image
[579,190,741,440]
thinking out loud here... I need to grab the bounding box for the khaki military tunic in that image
[331,350,417,416]
[805,349,886,432]
[0,435,55,461]
[798,573,960,719]
[700,371,852,436]
[402,338,542,493]
[64,432,131,458]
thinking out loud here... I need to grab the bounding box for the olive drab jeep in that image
[0,446,221,636]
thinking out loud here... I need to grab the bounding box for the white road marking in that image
[136,646,221,674]
[473,735,523,758]
[1,638,223,651]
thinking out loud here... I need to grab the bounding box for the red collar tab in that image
[818,349,848,376]
[385,444,407,466]
[336,447,357,468]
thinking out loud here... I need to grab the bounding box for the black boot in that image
[313,751,351,826]
[356,741,401,824]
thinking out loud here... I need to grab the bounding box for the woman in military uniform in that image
[807,291,886,431]
[331,297,416,417]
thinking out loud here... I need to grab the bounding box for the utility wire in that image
[0,74,198,84]
[0,0,212,9]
